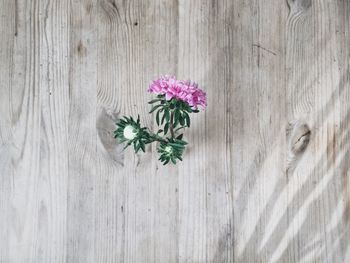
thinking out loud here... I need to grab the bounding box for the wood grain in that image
[0,0,349,262]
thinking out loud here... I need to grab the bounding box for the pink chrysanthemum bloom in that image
[148,76,207,109]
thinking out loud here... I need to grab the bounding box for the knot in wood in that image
[290,123,311,154]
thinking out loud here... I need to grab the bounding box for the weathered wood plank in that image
[228,1,289,262]
[0,0,16,261]
[177,1,235,262]
[281,0,350,262]
[0,0,71,262]
[96,0,179,262]
[68,0,97,262]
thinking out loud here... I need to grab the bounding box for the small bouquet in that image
[114,76,207,165]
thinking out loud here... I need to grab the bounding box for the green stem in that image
[149,133,167,144]
[170,110,175,138]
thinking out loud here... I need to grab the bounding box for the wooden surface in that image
[0,0,350,262]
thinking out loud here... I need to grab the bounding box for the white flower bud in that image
[123,125,137,140]
[164,146,173,154]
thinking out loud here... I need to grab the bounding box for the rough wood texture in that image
[0,0,349,262]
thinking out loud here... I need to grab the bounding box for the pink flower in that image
[148,76,207,109]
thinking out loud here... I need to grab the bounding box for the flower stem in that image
[149,133,167,144]
[170,110,175,138]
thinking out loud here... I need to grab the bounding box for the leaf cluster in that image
[114,115,154,153]
[114,95,200,165]
[149,95,198,136]
[157,138,188,165]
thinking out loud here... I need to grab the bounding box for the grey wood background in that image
[0,0,350,262]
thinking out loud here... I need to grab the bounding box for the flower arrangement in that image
[114,76,207,165]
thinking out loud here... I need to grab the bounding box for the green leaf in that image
[184,112,190,128]
[164,123,169,135]
[174,126,186,132]
[176,139,188,145]
[156,110,160,126]
[179,114,185,126]
[161,111,166,125]
[140,142,145,152]
[165,108,170,122]
[168,142,185,148]
[149,104,163,113]
[175,109,180,123]
[148,98,161,104]
[124,140,133,150]
[176,134,183,140]
[135,143,141,153]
